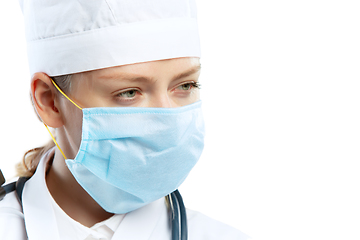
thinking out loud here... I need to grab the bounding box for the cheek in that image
[70,111,83,149]
[194,89,200,100]
[60,99,84,151]
[172,89,200,107]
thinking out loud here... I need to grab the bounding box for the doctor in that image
[0,0,250,239]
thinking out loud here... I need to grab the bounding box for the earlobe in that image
[31,72,64,128]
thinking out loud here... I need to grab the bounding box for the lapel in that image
[22,148,61,240]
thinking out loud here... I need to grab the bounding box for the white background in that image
[1,1,360,240]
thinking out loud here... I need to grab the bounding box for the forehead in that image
[76,57,200,81]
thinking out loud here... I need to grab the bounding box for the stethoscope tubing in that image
[169,191,181,240]
[168,190,188,240]
[174,190,187,240]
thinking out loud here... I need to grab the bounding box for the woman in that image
[0,0,249,239]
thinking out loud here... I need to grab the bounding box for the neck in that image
[46,147,114,228]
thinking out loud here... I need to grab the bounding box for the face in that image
[54,57,201,159]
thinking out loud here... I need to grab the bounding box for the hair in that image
[16,74,73,177]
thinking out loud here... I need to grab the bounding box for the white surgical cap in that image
[19,0,201,76]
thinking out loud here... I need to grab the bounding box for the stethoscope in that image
[0,170,187,240]
[167,190,188,240]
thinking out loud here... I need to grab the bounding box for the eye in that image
[176,82,201,91]
[117,89,138,98]
[179,83,192,91]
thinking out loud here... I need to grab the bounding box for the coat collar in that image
[22,148,170,240]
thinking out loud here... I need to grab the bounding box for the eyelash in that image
[179,82,201,90]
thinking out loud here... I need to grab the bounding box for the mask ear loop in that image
[51,79,83,110]
[44,123,67,160]
[43,78,83,160]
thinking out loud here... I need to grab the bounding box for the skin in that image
[31,57,201,227]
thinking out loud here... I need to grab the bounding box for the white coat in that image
[0,149,250,240]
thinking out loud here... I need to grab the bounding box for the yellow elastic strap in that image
[44,123,67,160]
[51,78,82,110]
[43,79,83,160]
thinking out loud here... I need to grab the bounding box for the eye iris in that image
[121,90,136,98]
[181,84,191,90]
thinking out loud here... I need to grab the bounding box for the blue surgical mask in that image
[46,79,205,214]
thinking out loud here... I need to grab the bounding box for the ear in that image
[31,72,64,128]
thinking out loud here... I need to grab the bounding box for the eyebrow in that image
[171,64,201,82]
[100,64,201,83]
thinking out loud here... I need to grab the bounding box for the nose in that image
[149,93,173,108]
